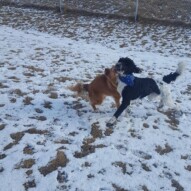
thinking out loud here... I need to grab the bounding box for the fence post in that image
[135,0,139,21]
[59,0,63,13]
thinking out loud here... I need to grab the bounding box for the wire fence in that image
[1,0,191,25]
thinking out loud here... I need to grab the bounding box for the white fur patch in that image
[158,83,175,108]
[117,78,126,95]
[148,93,160,101]
[176,62,186,75]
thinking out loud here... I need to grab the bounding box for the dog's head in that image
[104,67,117,82]
[115,57,142,75]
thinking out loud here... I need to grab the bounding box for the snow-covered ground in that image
[0,6,191,191]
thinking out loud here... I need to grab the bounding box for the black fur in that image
[109,57,181,123]
[163,72,179,84]
[115,57,142,74]
[114,77,160,118]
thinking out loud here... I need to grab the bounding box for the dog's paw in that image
[106,116,117,128]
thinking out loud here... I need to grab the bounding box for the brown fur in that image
[69,68,120,110]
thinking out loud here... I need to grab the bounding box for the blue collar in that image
[119,74,135,86]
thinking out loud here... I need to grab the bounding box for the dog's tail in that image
[162,62,185,84]
[159,62,185,108]
[68,83,89,94]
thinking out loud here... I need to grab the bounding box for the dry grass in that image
[15,159,35,169]
[4,128,49,151]
[23,96,34,105]
[1,0,190,25]
[90,122,103,139]
[39,151,69,176]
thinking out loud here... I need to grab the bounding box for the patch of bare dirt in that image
[74,137,106,158]
[11,89,27,96]
[112,161,127,174]
[26,170,33,176]
[0,82,9,89]
[55,76,72,83]
[23,65,44,73]
[128,128,142,139]
[4,128,49,151]
[90,122,103,139]
[3,142,18,151]
[8,76,20,82]
[15,159,35,169]
[141,163,151,172]
[72,100,84,110]
[4,132,25,151]
[43,101,52,109]
[155,143,173,155]
[158,109,180,128]
[0,154,6,160]
[0,167,4,173]
[25,128,48,134]
[10,97,17,103]
[35,108,43,113]
[143,123,149,128]
[23,179,36,190]
[23,145,35,155]
[185,165,191,172]
[49,92,58,99]
[23,96,34,105]
[182,84,191,95]
[112,184,129,191]
[29,115,47,121]
[39,151,69,176]
[142,185,150,191]
[0,124,6,131]
[104,127,114,136]
[171,179,184,191]
[57,170,68,183]
[54,139,70,144]
[10,132,25,141]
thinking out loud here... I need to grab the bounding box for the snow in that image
[0,15,191,191]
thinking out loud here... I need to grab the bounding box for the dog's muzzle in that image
[115,62,122,72]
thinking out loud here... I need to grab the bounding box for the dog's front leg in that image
[106,99,130,127]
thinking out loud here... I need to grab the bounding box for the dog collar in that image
[119,74,135,86]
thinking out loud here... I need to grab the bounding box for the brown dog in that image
[69,68,120,110]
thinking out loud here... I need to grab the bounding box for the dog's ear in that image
[134,67,142,73]
[104,68,110,76]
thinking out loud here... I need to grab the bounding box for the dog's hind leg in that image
[91,103,97,111]
[89,94,104,111]
[158,84,175,108]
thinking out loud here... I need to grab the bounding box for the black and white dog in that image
[106,57,185,127]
